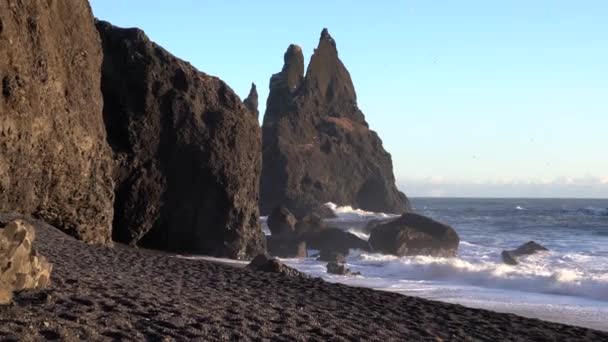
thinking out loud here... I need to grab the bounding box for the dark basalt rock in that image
[266,234,307,258]
[267,206,297,235]
[295,214,326,235]
[302,227,371,255]
[260,29,410,217]
[326,262,360,276]
[0,0,114,244]
[501,241,548,265]
[243,82,259,118]
[96,21,265,259]
[247,254,305,277]
[369,213,459,257]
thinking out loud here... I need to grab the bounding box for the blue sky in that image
[90,1,608,197]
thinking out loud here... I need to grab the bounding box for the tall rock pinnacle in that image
[243,82,259,118]
[260,29,410,216]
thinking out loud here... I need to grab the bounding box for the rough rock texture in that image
[247,254,306,277]
[0,220,52,304]
[369,213,460,257]
[266,234,307,258]
[96,21,265,258]
[267,206,296,235]
[502,241,548,265]
[243,83,259,118]
[0,0,115,244]
[260,29,410,216]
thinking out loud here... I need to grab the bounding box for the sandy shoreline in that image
[1,214,607,341]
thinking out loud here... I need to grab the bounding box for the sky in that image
[90,1,608,198]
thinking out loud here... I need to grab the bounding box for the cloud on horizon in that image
[398,176,608,198]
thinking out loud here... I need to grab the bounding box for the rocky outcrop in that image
[501,241,548,265]
[247,254,306,277]
[260,29,410,217]
[268,206,297,235]
[96,21,265,259]
[1,220,52,304]
[243,83,259,118]
[0,0,115,244]
[369,213,459,257]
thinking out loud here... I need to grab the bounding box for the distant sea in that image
[268,198,608,331]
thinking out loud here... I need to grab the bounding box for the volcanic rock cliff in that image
[96,21,265,258]
[0,0,115,244]
[260,29,410,216]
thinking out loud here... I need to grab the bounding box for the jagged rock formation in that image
[0,220,52,304]
[0,0,115,244]
[368,213,460,257]
[260,29,410,217]
[96,21,265,258]
[243,83,259,118]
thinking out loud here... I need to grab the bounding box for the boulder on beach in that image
[268,206,297,235]
[368,213,459,257]
[260,28,410,217]
[326,261,360,276]
[0,0,115,244]
[247,254,305,277]
[266,234,307,258]
[96,21,265,259]
[0,220,52,305]
[302,227,371,255]
[501,241,548,265]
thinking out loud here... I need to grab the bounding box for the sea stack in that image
[260,29,410,217]
[0,0,115,244]
[96,21,265,259]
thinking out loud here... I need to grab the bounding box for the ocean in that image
[266,198,608,331]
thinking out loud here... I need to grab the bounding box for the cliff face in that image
[96,21,265,259]
[260,29,410,216]
[0,0,115,244]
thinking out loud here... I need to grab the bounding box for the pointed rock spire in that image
[260,29,410,216]
[243,82,259,118]
[305,28,356,103]
[271,44,304,92]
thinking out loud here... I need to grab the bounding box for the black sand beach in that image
[1,214,606,341]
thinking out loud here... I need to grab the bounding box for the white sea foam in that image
[324,202,397,221]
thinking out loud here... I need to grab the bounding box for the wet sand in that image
[1,213,607,341]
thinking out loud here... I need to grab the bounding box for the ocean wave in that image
[324,202,397,221]
[347,252,608,302]
[580,206,608,216]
